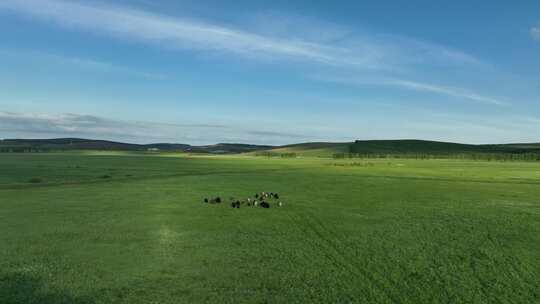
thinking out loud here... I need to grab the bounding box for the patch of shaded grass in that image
[27,177,43,184]
[0,272,93,304]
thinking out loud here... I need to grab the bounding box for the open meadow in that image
[1,152,539,303]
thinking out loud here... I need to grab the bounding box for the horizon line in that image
[2,137,539,147]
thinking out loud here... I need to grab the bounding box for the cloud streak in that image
[0,0,480,70]
[313,76,507,106]
[0,112,312,145]
[387,79,507,106]
[2,110,539,145]
[0,0,366,67]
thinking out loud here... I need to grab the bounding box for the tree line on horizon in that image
[333,152,540,162]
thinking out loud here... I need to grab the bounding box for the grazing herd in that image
[203,191,284,209]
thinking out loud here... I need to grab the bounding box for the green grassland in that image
[1,152,539,303]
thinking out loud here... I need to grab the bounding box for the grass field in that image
[1,152,539,303]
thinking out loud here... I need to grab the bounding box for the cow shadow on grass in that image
[0,272,95,304]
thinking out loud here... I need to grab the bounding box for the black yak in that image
[260,201,270,208]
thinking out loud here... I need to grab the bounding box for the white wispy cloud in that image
[3,108,539,145]
[0,0,480,70]
[0,0,365,67]
[313,76,507,106]
[531,26,540,40]
[387,79,507,106]
[0,112,312,145]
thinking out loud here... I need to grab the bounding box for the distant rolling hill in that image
[2,138,540,157]
[186,143,274,154]
[350,140,502,154]
[0,138,144,151]
[0,138,272,154]
[259,140,540,157]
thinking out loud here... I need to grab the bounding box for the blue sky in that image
[0,0,539,145]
